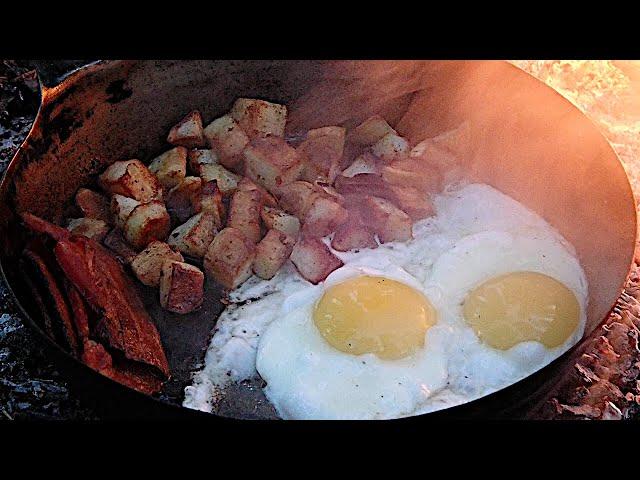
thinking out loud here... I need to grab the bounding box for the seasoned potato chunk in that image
[238,177,278,207]
[167,212,218,258]
[290,237,343,284]
[302,196,348,237]
[131,240,184,287]
[166,176,202,223]
[167,110,205,149]
[98,159,162,202]
[102,228,137,264]
[75,188,111,224]
[253,229,295,280]
[371,133,410,163]
[331,212,378,252]
[348,115,397,146]
[356,196,412,243]
[204,227,256,289]
[386,184,436,221]
[230,98,287,139]
[261,206,301,238]
[277,181,322,218]
[188,149,218,175]
[124,200,171,249]
[159,260,204,314]
[203,115,249,171]
[299,126,345,183]
[196,180,226,228]
[148,146,188,189]
[227,189,262,244]
[110,194,141,230]
[243,136,305,195]
[66,218,110,242]
[381,158,442,193]
[341,152,381,178]
[199,163,241,196]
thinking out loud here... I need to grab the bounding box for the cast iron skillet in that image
[0,60,636,420]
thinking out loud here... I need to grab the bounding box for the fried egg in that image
[184,182,588,419]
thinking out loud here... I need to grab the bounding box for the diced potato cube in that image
[227,189,262,244]
[124,200,171,249]
[290,237,343,284]
[238,177,278,207]
[148,146,188,189]
[197,180,226,228]
[98,159,162,202]
[167,110,205,149]
[277,181,322,218]
[243,136,305,195]
[371,133,410,163]
[386,184,435,221]
[204,227,256,289]
[341,152,382,178]
[334,173,392,199]
[199,163,241,196]
[302,196,348,237]
[130,240,184,287]
[159,260,204,314]
[381,158,442,193]
[357,196,412,243]
[167,212,218,258]
[331,212,378,252]
[102,228,137,264]
[348,115,397,146]
[188,149,218,175]
[111,194,141,230]
[203,115,249,171]
[75,188,111,224]
[230,98,287,139]
[66,218,110,242]
[299,126,345,183]
[410,136,463,186]
[253,229,295,280]
[166,176,202,223]
[261,206,301,238]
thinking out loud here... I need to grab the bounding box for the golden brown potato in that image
[386,184,436,221]
[102,228,137,264]
[159,260,204,314]
[98,159,162,202]
[355,196,412,243]
[167,110,205,149]
[199,163,241,196]
[167,212,218,258]
[188,149,219,175]
[148,146,188,189]
[302,196,348,238]
[237,177,278,207]
[277,181,322,218]
[203,115,249,171]
[204,227,256,289]
[230,98,287,139]
[227,189,262,244]
[253,229,295,280]
[341,152,382,178]
[131,240,184,287]
[243,136,305,195]
[166,176,202,223]
[196,180,226,228]
[75,188,112,224]
[371,133,410,163]
[261,206,301,238]
[66,218,110,242]
[298,126,345,183]
[123,200,171,249]
[331,216,378,252]
[348,115,397,146]
[381,158,442,193]
[110,194,141,230]
[290,237,343,284]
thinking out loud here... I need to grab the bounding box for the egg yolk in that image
[313,276,437,360]
[463,271,580,350]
